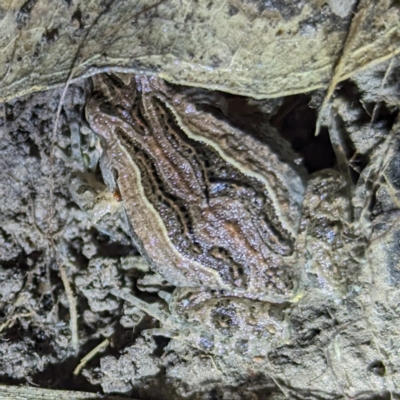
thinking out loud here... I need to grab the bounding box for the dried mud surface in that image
[1,0,398,102]
[0,51,400,400]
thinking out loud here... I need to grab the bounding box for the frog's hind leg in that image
[111,288,223,354]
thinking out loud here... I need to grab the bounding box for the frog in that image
[85,72,362,355]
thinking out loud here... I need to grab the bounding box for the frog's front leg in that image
[64,126,132,244]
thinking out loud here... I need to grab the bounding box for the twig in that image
[73,338,110,375]
[315,1,363,136]
[370,56,395,125]
[0,312,32,333]
[58,258,79,354]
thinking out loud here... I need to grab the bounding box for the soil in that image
[0,1,400,397]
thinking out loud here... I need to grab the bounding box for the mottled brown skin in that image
[86,73,306,303]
